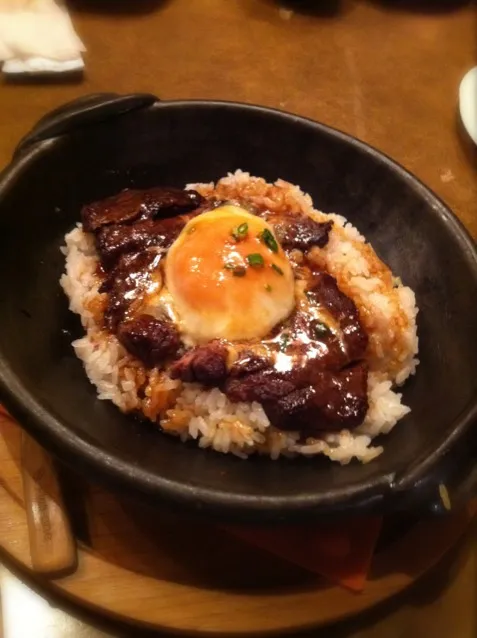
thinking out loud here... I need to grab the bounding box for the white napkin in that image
[0,0,85,74]
[459,67,477,146]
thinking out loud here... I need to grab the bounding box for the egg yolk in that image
[165,205,295,342]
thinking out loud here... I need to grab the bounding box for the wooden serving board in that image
[0,409,475,636]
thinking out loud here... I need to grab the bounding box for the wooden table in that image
[0,1,475,636]
[0,0,475,236]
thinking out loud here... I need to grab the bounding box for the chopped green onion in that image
[271,263,284,275]
[231,222,249,241]
[259,228,279,253]
[247,253,265,268]
[313,320,331,338]
[279,332,290,352]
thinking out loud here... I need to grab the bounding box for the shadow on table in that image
[244,0,347,19]
[68,0,170,15]
[257,0,470,17]
[2,72,84,87]
[368,0,471,13]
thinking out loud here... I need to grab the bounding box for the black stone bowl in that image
[0,93,476,523]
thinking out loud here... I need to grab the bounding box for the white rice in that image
[60,171,419,464]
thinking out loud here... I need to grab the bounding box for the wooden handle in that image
[21,432,77,577]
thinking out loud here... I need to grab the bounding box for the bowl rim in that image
[1,97,477,521]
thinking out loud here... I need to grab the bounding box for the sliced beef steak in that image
[170,342,228,386]
[266,362,369,434]
[96,216,187,269]
[82,187,204,232]
[267,214,333,252]
[223,269,369,435]
[117,314,181,368]
[226,369,296,403]
[228,351,272,377]
[306,272,368,360]
[225,361,368,435]
[100,251,162,330]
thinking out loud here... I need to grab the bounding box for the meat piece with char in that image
[100,250,162,330]
[267,214,333,252]
[285,310,350,373]
[228,351,272,377]
[226,369,296,403]
[117,314,181,368]
[81,187,204,233]
[96,216,187,269]
[225,361,368,434]
[306,272,368,360]
[170,342,228,386]
[266,362,369,434]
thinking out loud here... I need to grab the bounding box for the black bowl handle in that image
[14,92,158,159]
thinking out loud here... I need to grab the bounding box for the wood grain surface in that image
[0,0,475,237]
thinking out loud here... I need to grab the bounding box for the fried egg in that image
[164,204,295,342]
